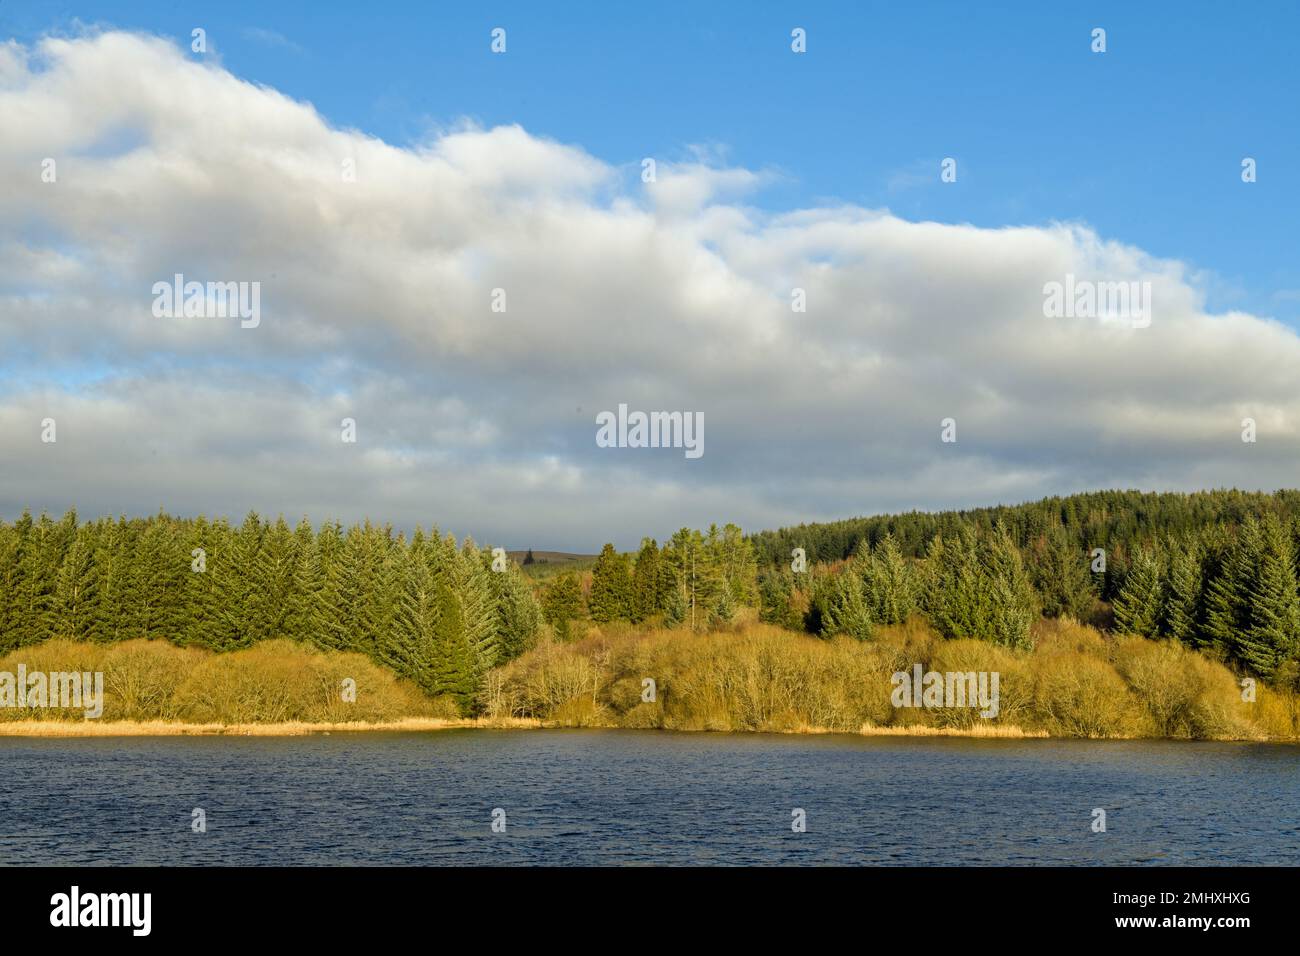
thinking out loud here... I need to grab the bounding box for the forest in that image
[2,488,1298,722]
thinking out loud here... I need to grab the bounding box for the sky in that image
[1,3,1298,550]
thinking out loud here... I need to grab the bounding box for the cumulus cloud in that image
[0,30,1296,549]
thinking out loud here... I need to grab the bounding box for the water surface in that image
[1,730,1297,865]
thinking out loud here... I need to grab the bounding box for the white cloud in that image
[1,30,1297,549]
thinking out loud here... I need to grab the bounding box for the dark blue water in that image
[1,730,1297,865]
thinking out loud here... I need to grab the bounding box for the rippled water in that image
[1,730,1297,865]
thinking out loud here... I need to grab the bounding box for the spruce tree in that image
[818,573,873,640]
[490,562,542,663]
[1162,535,1202,646]
[1113,546,1164,637]
[1029,527,1094,619]
[1238,516,1300,677]
[589,543,633,622]
[542,572,585,640]
[280,517,322,643]
[861,533,918,625]
[385,545,444,693]
[52,524,98,640]
[256,516,296,639]
[982,526,1036,649]
[630,538,660,623]
[89,517,130,644]
[126,514,185,642]
[453,537,499,674]
[1204,518,1260,658]
[430,581,478,710]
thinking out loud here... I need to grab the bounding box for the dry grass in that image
[4,619,1297,742]
[0,716,544,737]
[0,638,450,725]
[483,616,1300,741]
[858,723,1048,738]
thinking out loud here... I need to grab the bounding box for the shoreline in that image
[0,718,1287,741]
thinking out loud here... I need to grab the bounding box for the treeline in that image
[538,524,758,637]
[749,489,1300,576]
[0,510,541,710]
[758,505,1300,683]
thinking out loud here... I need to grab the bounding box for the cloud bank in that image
[1,31,1296,549]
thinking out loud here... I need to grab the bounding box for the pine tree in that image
[256,516,296,639]
[861,533,917,625]
[490,562,541,663]
[212,512,266,650]
[758,570,803,630]
[630,538,660,623]
[1113,546,1163,637]
[1204,518,1260,658]
[0,520,20,650]
[589,543,632,622]
[12,512,59,647]
[430,582,478,711]
[282,517,324,643]
[542,572,585,640]
[818,573,873,640]
[125,514,185,642]
[982,526,1036,649]
[924,530,992,640]
[1238,516,1300,678]
[712,523,758,606]
[1029,527,1094,619]
[384,545,444,694]
[52,524,99,640]
[89,517,131,644]
[1162,535,1202,646]
[453,537,499,675]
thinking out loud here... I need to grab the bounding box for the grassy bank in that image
[0,717,544,737]
[0,638,453,725]
[3,619,1299,740]
[482,614,1300,740]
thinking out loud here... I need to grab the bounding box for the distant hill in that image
[506,550,597,565]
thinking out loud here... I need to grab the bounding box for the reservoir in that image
[1,730,1296,865]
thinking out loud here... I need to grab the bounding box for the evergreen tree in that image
[126,514,184,642]
[542,572,585,640]
[1162,535,1202,646]
[1203,518,1260,658]
[430,581,478,710]
[1238,516,1300,677]
[1028,527,1094,619]
[453,537,499,674]
[283,517,324,643]
[816,573,873,640]
[89,517,131,644]
[588,543,633,622]
[256,516,296,639]
[982,526,1036,649]
[490,562,542,662]
[384,545,445,694]
[1113,546,1164,637]
[860,533,918,625]
[630,538,660,623]
[52,524,98,640]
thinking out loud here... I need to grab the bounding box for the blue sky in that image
[3,5,1299,547]
[8,0,1298,324]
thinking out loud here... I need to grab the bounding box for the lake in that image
[1,730,1297,865]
